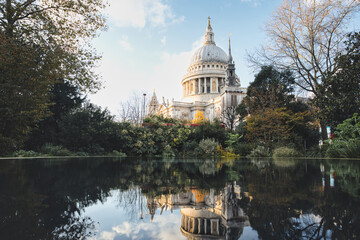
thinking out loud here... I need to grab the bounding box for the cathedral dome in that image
[190,44,227,66]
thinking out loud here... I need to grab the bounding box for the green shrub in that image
[273,147,302,158]
[232,143,253,156]
[40,143,72,156]
[12,150,41,157]
[305,144,329,158]
[107,150,127,157]
[247,146,271,158]
[326,140,360,158]
[198,138,219,155]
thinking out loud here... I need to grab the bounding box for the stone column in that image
[210,78,213,93]
[216,78,219,93]
[198,79,201,94]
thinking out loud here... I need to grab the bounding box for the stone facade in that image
[149,18,247,124]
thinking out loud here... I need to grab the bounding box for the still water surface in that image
[0,157,359,240]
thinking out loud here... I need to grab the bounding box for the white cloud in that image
[240,0,261,7]
[97,213,182,240]
[89,37,204,116]
[160,36,166,45]
[107,0,184,29]
[118,35,133,51]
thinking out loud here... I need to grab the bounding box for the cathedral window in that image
[207,65,210,67]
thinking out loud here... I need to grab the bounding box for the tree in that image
[0,0,106,154]
[193,110,206,124]
[0,38,52,154]
[315,32,360,128]
[0,0,106,90]
[241,66,319,150]
[240,65,296,115]
[221,106,239,131]
[24,80,84,150]
[253,0,360,140]
[118,92,149,125]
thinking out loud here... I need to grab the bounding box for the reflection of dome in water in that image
[180,207,223,239]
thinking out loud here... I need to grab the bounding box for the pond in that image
[0,157,359,240]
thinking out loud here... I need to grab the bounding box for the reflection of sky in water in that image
[84,190,260,240]
[85,190,183,240]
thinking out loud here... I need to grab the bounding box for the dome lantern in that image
[204,16,215,45]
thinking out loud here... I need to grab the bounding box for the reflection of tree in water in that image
[240,159,360,240]
[1,157,359,239]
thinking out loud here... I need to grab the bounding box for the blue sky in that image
[88,0,289,114]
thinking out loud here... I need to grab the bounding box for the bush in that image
[40,143,72,156]
[273,147,302,158]
[107,150,127,157]
[247,146,271,158]
[326,140,360,158]
[12,150,41,157]
[198,138,219,155]
[232,143,253,156]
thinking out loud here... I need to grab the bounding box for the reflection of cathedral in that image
[145,182,250,239]
[148,18,247,122]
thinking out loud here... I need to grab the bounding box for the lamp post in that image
[142,93,146,122]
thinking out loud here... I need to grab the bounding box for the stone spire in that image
[228,35,233,63]
[204,17,215,45]
[148,90,159,115]
[225,36,237,86]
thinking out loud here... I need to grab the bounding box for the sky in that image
[87,0,358,116]
[88,0,286,115]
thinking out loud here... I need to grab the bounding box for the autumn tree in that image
[193,110,206,124]
[245,108,313,149]
[0,0,107,154]
[252,0,360,140]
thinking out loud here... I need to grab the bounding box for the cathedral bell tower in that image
[221,36,243,109]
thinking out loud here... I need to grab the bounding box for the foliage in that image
[0,38,53,155]
[232,143,253,156]
[225,133,243,148]
[325,114,360,158]
[314,32,360,128]
[0,0,106,91]
[334,113,360,141]
[107,150,127,157]
[245,108,311,149]
[240,65,296,114]
[0,0,106,154]
[39,143,72,156]
[192,110,206,124]
[217,145,240,159]
[198,138,219,155]
[240,66,318,150]
[188,119,227,146]
[57,103,115,154]
[247,145,271,158]
[12,150,40,158]
[326,140,360,159]
[273,147,302,158]
[25,81,84,150]
[253,0,360,140]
